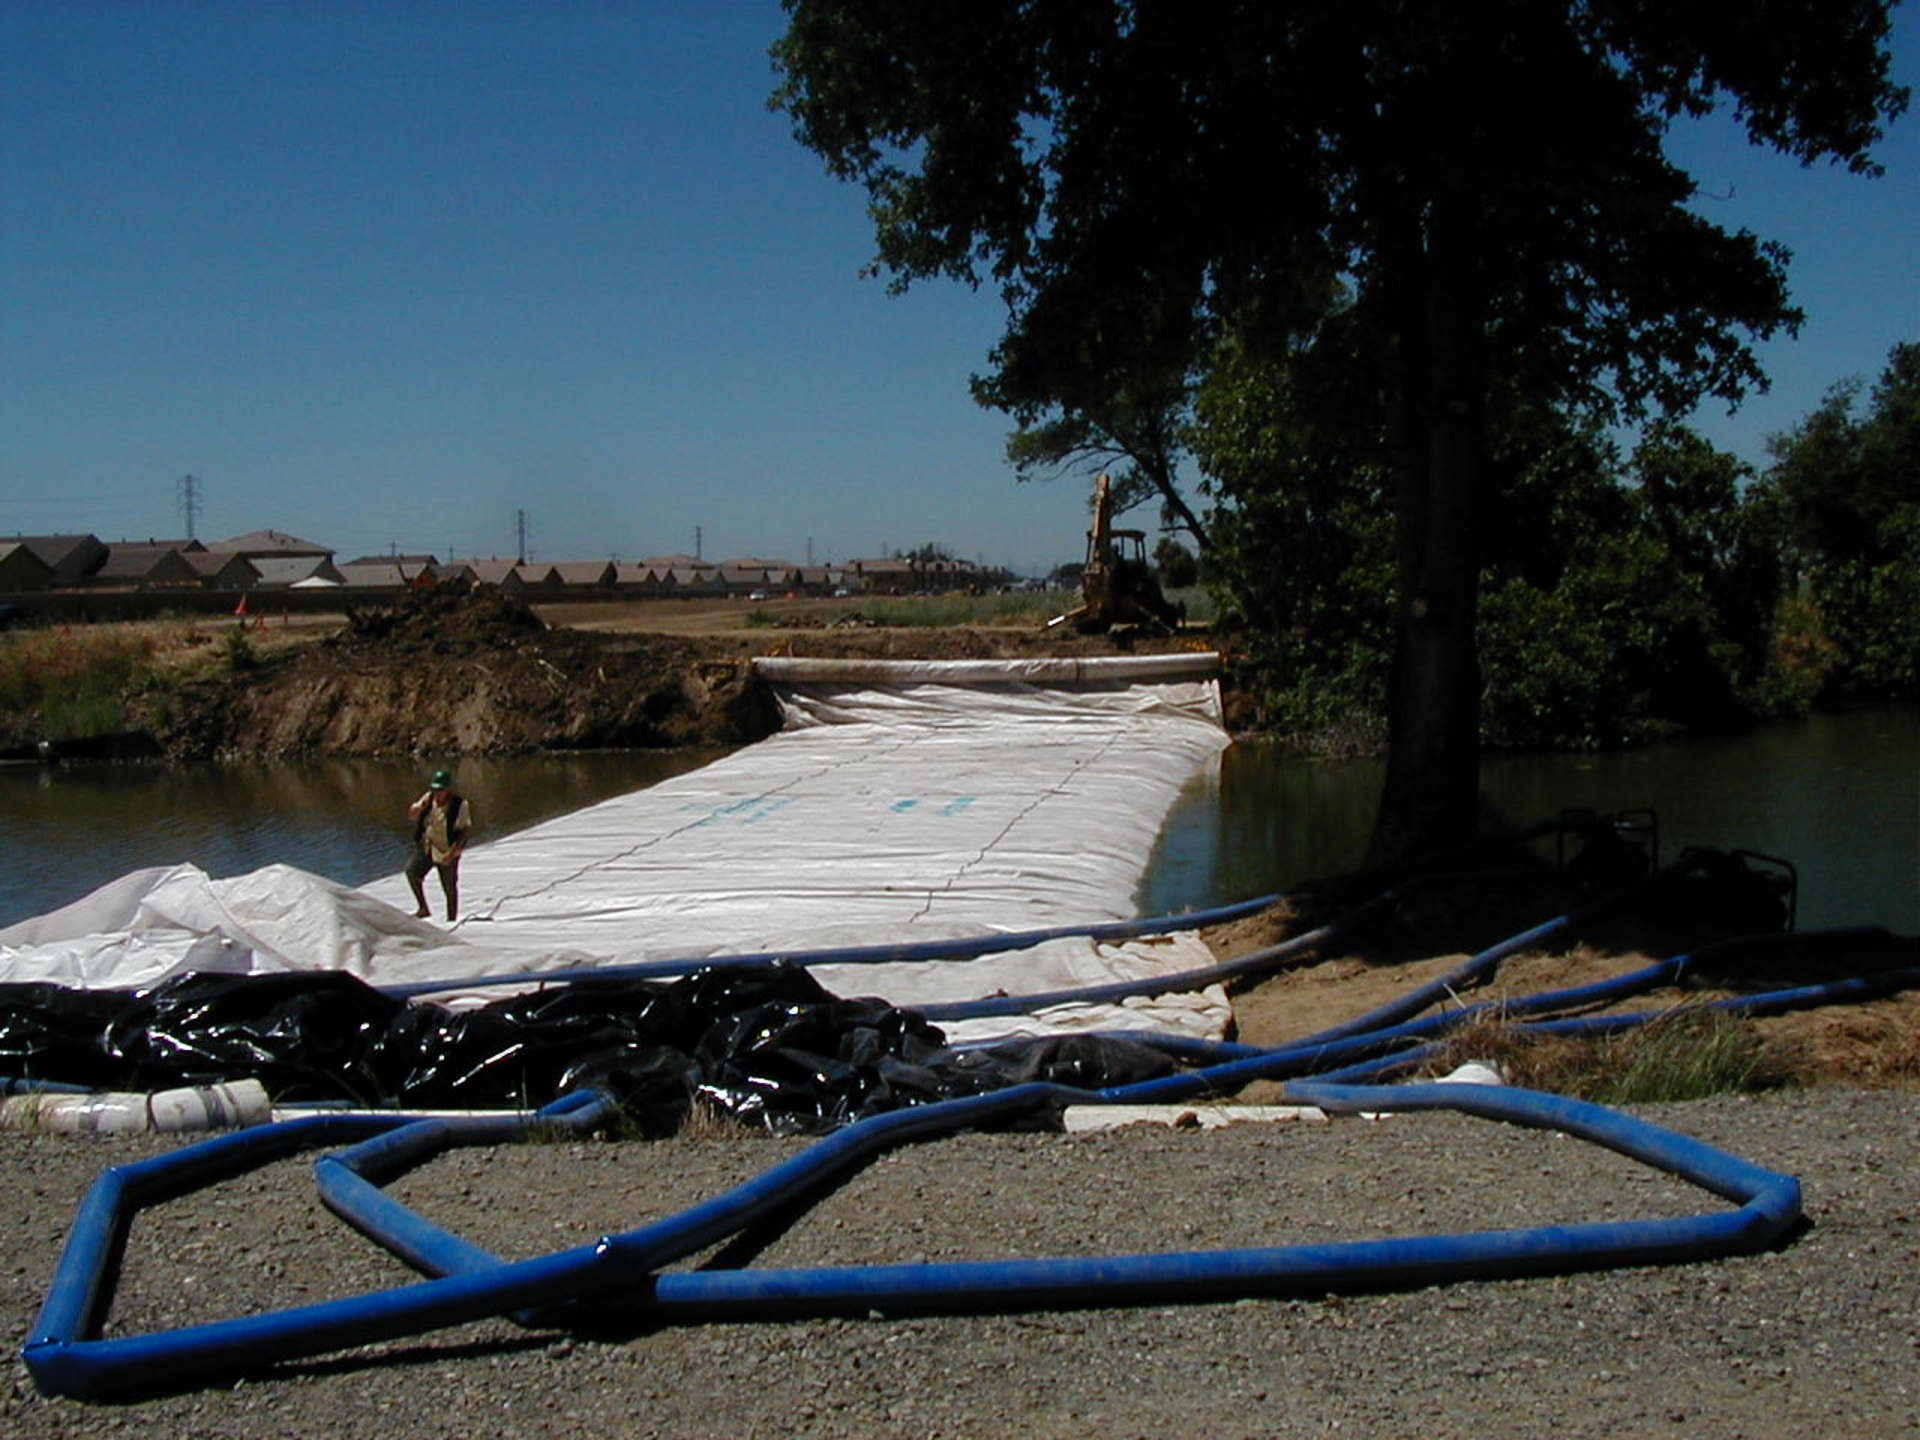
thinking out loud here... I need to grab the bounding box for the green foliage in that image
[1766,343,1920,700]
[1580,1010,1769,1106]
[0,626,158,741]
[1152,537,1198,589]
[852,593,1059,627]
[774,0,1906,826]
[223,624,258,672]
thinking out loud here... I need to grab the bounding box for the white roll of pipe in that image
[0,1079,271,1134]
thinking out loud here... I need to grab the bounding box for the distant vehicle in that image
[831,586,852,597]
[748,589,770,601]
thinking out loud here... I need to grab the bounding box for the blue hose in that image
[23,1054,1810,1397]
[20,884,1910,1399]
[378,889,1290,1000]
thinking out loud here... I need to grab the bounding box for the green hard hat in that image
[429,769,453,789]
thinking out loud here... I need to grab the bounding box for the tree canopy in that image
[773,0,1907,860]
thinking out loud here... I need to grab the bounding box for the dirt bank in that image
[149,586,1206,760]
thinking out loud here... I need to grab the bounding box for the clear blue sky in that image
[3,3,1915,575]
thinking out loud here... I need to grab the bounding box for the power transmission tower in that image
[694,525,703,562]
[515,509,529,564]
[177,474,200,540]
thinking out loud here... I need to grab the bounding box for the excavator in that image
[1046,472,1184,634]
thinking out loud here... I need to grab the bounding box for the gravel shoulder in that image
[6,1086,1917,1438]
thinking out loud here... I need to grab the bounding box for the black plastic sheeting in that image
[0,963,1175,1135]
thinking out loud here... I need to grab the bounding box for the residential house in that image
[336,561,431,589]
[250,556,347,588]
[183,551,261,589]
[611,563,661,594]
[5,534,108,587]
[208,530,333,563]
[550,560,616,589]
[83,543,204,589]
[0,543,54,591]
[454,558,525,587]
[850,557,915,593]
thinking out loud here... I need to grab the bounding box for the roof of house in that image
[0,543,54,587]
[550,561,616,586]
[182,551,260,581]
[659,567,717,588]
[249,555,345,587]
[208,530,331,557]
[88,544,203,585]
[3,534,106,576]
[336,561,423,588]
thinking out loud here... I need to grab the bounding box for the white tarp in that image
[0,655,1235,1040]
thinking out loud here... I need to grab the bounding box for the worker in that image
[406,768,473,921]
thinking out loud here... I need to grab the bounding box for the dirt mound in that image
[162,586,778,760]
[332,581,548,656]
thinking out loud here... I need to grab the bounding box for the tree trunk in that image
[1368,180,1484,865]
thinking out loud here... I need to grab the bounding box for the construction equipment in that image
[1047,473,1183,634]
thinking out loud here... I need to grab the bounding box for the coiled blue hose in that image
[21,888,1911,1400]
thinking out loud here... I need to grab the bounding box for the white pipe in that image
[1,1079,271,1134]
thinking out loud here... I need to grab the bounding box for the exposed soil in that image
[147,587,1201,760]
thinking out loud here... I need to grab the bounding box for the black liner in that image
[0,962,1173,1134]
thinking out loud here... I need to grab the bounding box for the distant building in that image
[446,557,562,589]
[336,561,431,589]
[550,560,616,588]
[183,551,261,589]
[0,542,54,591]
[3,534,107,587]
[250,556,346,588]
[208,530,333,562]
[83,543,203,589]
[611,562,661,593]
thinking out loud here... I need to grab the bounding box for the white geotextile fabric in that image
[0,657,1234,1041]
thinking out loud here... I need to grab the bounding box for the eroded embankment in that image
[155,586,781,760]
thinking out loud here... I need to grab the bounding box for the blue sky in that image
[3,3,1915,575]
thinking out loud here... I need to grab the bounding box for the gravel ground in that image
[4,1086,1917,1439]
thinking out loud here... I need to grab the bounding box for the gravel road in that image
[5,1086,1916,1439]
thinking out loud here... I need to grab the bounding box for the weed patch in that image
[1421,1005,1786,1101]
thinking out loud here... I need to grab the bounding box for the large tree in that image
[772,0,1905,861]
[1766,342,1920,697]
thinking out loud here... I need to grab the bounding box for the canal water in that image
[1,708,1913,935]
[1140,706,1918,933]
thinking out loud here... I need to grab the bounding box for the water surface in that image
[1141,706,1919,933]
[0,750,723,928]
[3,709,1913,936]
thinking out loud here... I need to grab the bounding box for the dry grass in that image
[1418,1003,1792,1102]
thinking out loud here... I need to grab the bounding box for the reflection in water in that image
[0,749,725,928]
[1141,707,1918,933]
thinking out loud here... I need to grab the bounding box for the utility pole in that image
[515,509,529,564]
[806,536,814,565]
[176,474,199,540]
[694,525,703,562]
